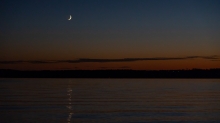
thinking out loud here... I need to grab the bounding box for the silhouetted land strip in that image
[1,69,220,78]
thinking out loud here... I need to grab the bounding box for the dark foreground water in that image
[0,79,220,123]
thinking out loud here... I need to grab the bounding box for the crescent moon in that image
[68,15,72,20]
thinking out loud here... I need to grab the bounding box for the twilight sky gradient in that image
[1,0,220,70]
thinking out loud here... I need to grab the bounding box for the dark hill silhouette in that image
[0,69,220,78]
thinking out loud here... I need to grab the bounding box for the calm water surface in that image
[0,79,220,123]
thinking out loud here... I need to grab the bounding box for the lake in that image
[1,79,220,123]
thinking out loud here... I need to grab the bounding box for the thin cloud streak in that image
[0,55,219,64]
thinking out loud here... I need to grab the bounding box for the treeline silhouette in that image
[1,69,220,78]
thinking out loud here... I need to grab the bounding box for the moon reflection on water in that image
[67,81,73,123]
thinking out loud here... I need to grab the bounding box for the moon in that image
[68,15,72,20]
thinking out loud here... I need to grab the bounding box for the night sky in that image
[1,0,220,70]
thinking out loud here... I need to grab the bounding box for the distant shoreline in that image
[1,69,220,78]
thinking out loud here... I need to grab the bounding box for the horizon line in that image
[0,55,219,64]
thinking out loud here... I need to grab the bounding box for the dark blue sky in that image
[1,0,220,70]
